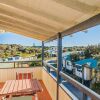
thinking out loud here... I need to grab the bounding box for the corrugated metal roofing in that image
[0,0,100,41]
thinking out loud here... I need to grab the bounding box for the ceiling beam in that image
[0,16,55,36]
[0,24,47,41]
[54,0,100,14]
[45,14,100,42]
[62,14,100,36]
[0,0,75,25]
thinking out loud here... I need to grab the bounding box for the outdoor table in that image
[0,79,42,98]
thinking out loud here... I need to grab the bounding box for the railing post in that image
[14,62,15,68]
[21,62,23,68]
[47,66,50,73]
[42,41,44,66]
[82,66,88,100]
[18,62,19,68]
[57,32,62,100]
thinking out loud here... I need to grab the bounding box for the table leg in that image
[34,94,38,100]
[7,95,12,100]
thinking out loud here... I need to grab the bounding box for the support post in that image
[57,32,62,100]
[14,62,15,68]
[82,66,87,100]
[42,41,44,66]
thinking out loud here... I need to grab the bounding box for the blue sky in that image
[0,25,100,47]
[0,32,41,46]
[63,25,100,47]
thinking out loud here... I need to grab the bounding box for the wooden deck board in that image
[32,81,52,100]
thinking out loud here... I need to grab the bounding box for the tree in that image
[84,48,92,58]
[70,53,80,62]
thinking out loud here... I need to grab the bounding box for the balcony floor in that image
[0,80,52,100]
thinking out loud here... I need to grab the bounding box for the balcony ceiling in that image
[0,0,100,41]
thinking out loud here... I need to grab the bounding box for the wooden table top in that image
[0,79,42,96]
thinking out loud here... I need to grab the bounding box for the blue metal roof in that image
[63,55,71,61]
[75,58,97,68]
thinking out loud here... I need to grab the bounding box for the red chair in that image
[28,73,32,79]
[16,72,33,80]
[23,73,27,79]
[16,73,23,80]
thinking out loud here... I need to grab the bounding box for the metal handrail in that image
[43,61,100,100]
[0,59,41,63]
[1,60,99,99]
[60,72,100,100]
[0,60,42,69]
[43,61,57,73]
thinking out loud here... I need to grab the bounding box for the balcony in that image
[0,0,100,100]
[0,61,99,100]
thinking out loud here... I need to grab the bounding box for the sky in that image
[0,32,41,46]
[63,25,100,47]
[0,25,100,47]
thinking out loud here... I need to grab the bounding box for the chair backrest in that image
[23,73,27,79]
[28,73,32,79]
[16,72,33,80]
[16,73,23,80]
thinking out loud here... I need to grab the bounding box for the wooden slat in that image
[35,80,41,92]
[0,81,52,100]
[0,79,42,96]
[25,79,31,90]
[31,80,39,92]
[13,80,19,93]
[36,80,43,92]
[31,80,36,93]
[17,80,23,92]
[22,79,27,90]
[0,81,8,95]
[2,80,12,94]
[8,80,16,93]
